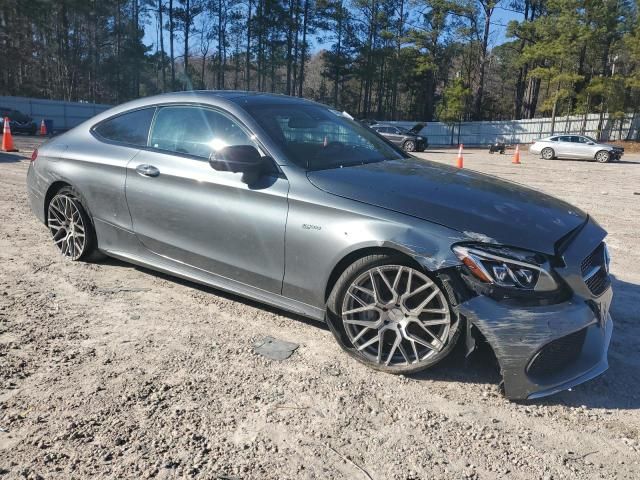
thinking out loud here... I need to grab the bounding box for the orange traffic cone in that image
[512,144,521,164]
[456,144,464,168]
[39,119,47,136]
[1,117,18,152]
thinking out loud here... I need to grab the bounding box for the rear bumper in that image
[26,163,46,224]
[459,288,612,400]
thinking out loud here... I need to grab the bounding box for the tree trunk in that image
[473,2,493,120]
[184,0,190,87]
[245,0,252,90]
[158,0,166,91]
[169,0,175,89]
[297,0,309,97]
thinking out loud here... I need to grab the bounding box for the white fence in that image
[0,96,111,131]
[391,113,640,146]
[2,95,639,144]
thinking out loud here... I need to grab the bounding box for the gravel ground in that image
[1,136,639,479]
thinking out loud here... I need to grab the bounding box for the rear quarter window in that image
[93,108,156,146]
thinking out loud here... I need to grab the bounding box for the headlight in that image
[452,244,558,292]
[416,136,424,141]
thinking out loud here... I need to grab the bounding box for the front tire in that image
[595,150,610,163]
[47,187,99,261]
[541,147,554,160]
[326,255,461,374]
[403,140,416,152]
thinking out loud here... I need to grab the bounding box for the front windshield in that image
[244,103,408,170]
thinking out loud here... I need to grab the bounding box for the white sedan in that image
[529,135,623,163]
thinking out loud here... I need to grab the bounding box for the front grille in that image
[581,243,610,296]
[527,328,587,378]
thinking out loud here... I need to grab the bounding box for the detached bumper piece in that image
[458,218,614,400]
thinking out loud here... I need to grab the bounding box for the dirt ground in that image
[1,136,639,480]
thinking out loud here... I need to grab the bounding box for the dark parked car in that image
[0,107,37,135]
[26,91,612,400]
[370,123,427,152]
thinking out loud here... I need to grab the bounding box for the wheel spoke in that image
[368,271,379,302]
[344,317,379,328]
[406,332,440,352]
[398,343,412,364]
[410,289,440,315]
[413,322,445,351]
[419,318,450,327]
[352,327,371,343]
[385,332,402,366]
[392,267,403,292]
[343,304,377,316]
[347,291,368,308]
[357,334,380,352]
[423,307,448,314]
[405,281,433,298]
[377,267,395,298]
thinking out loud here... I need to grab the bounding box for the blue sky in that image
[142,5,523,57]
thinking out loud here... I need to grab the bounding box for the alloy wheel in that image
[47,194,87,260]
[341,265,452,368]
[595,151,610,163]
[404,141,416,152]
[541,148,554,160]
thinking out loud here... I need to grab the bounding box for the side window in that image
[550,137,558,142]
[558,136,572,142]
[94,108,155,146]
[149,106,256,159]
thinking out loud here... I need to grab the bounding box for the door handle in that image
[135,164,160,177]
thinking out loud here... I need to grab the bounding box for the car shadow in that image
[98,257,639,408]
[545,157,640,165]
[99,256,329,332]
[0,152,25,163]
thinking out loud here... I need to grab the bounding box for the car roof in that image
[159,90,322,107]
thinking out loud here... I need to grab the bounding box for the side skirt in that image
[94,220,326,322]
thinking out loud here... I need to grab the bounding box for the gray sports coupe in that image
[26,91,613,400]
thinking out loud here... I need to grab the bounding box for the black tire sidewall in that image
[326,254,461,374]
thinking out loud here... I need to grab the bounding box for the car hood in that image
[408,123,425,134]
[602,143,623,151]
[307,158,587,255]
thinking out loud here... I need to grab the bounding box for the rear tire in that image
[326,254,461,375]
[541,147,554,160]
[47,186,102,261]
[595,150,610,163]
[403,140,416,152]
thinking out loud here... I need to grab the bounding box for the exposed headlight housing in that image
[452,244,558,292]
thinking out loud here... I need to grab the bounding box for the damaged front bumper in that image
[459,290,612,400]
[456,217,613,400]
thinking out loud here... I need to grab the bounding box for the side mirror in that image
[209,145,263,174]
